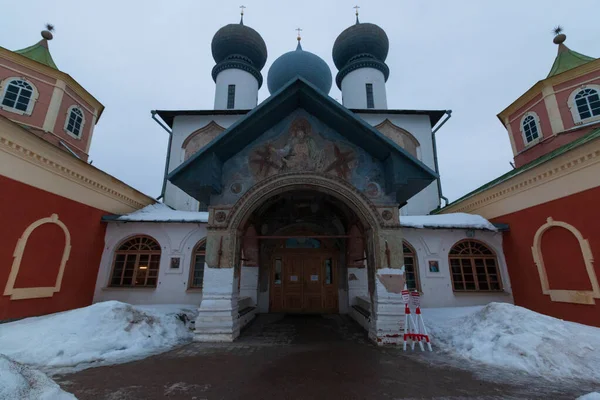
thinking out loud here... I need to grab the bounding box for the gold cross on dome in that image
[296,27,303,41]
[353,5,360,16]
[240,5,246,15]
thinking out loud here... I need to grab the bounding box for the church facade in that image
[92,15,512,344]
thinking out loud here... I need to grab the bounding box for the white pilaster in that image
[368,267,405,345]
[239,265,259,305]
[194,266,240,342]
[42,80,65,132]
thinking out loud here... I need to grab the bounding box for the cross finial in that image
[354,5,360,24]
[296,27,303,41]
[240,5,246,24]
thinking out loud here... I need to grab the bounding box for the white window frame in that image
[568,84,600,125]
[519,111,542,146]
[64,105,85,139]
[0,77,39,116]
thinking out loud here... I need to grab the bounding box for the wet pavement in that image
[56,314,597,399]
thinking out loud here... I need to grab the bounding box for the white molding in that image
[519,111,543,146]
[0,76,40,116]
[531,217,599,305]
[63,105,85,140]
[568,84,600,125]
[3,214,71,300]
[43,80,66,132]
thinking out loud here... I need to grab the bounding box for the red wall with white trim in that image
[491,186,600,327]
[0,175,106,321]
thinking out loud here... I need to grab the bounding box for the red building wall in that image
[0,175,107,321]
[492,186,600,327]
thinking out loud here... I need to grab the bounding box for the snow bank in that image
[0,355,76,400]
[400,213,497,231]
[0,301,197,374]
[425,302,600,382]
[578,393,600,400]
[117,202,208,222]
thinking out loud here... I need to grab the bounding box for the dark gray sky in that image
[2,0,598,203]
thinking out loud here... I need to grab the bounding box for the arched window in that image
[110,236,161,287]
[449,240,501,292]
[189,239,206,289]
[403,241,419,291]
[1,79,36,114]
[574,88,600,121]
[65,106,85,137]
[520,113,541,144]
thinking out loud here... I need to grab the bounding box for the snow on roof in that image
[112,205,494,231]
[400,213,497,231]
[116,203,208,223]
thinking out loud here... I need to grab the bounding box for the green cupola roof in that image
[14,28,58,70]
[547,33,595,78]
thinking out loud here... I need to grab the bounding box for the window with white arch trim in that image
[0,78,38,115]
[520,112,542,145]
[189,239,206,289]
[449,240,502,292]
[110,236,161,287]
[65,105,85,138]
[569,85,600,124]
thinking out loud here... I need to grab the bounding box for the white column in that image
[194,266,240,342]
[239,265,259,305]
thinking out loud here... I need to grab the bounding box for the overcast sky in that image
[2,0,598,203]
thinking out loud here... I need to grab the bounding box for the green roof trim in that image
[14,39,58,70]
[434,126,600,214]
[547,44,594,78]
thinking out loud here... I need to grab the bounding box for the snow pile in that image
[578,393,600,400]
[400,213,497,231]
[425,302,600,382]
[117,202,208,223]
[0,355,76,400]
[0,301,197,374]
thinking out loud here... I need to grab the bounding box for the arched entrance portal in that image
[194,173,407,345]
[244,190,366,314]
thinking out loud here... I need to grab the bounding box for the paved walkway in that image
[56,314,594,399]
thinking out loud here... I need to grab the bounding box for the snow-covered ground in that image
[0,301,197,374]
[424,302,600,383]
[0,355,76,400]
[0,301,197,400]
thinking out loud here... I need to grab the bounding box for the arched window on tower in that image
[110,236,161,287]
[403,241,419,291]
[65,106,85,138]
[1,79,36,115]
[449,240,502,292]
[574,88,600,121]
[189,239,206,289]
[520,112,541,145]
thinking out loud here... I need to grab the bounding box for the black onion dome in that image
[332,22,389,69]
[332,21,390,89]
[212,23,267,69]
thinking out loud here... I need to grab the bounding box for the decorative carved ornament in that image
[531,217,599,305]
[225,172,386,232]
[3,214,72,300]
[182,121,225,161]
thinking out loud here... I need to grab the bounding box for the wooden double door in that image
[270,251,338,313]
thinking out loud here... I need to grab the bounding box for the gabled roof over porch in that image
[168,77,438,204]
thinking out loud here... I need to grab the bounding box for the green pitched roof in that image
[14,39,58,70]
[547,44,594,78]
[434,126,600,214]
